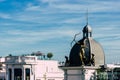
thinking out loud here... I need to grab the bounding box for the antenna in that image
[86,9,88,25]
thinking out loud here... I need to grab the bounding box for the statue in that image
[65,56,69,66]
[79,45,86,65]
[79,39,88,66]
[91,53,95,66]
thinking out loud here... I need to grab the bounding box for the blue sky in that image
[0,0,120,63]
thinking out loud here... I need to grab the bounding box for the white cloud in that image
[25,3,40,11]
[26,5,40,11]
[51,2,119,13]
[40,0,66,4]
[40,0,59,3]
[3,0,119,25]
[0,0,5,2]
[0,13,11,19]
[0,28,78,47]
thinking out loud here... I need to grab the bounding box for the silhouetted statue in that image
[91,54,95,66]
[65,56,69,66]
[79,45,86,65]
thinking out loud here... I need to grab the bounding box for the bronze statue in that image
[65,56,69,66]
[79,45,86,65]
[91,54,95,66]
[79,39,88,66]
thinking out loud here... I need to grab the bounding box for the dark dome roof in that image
[69,25,105,67]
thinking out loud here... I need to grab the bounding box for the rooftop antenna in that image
[86,9,88,25]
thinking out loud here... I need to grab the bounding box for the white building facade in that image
[60,66,97,80]
[5,56,64,80]
[0,57,6,80]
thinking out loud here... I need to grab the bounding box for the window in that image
[8,68,12,80]
[14,68,22,80]
[25,68,30,80]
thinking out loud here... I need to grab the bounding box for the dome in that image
[83,24,92,33]
[82,24,92,38]
[69,25,105,67]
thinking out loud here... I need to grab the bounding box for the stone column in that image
[82,69,85,80]
[12,67,14,80]
[64,69,68,80]
[111,69,114,80]
[6,65,8,80]
[22,67,25,80]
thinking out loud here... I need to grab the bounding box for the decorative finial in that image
[86,9,88,25]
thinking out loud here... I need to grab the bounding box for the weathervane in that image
[70,32,81,47]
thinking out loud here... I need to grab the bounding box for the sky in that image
[0,0,120,64]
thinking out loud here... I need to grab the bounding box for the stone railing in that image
[5,56,37,64]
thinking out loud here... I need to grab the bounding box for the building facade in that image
[5,56,64,80]
[0,57,6,80]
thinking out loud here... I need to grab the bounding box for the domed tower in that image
[69,24,105,67]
